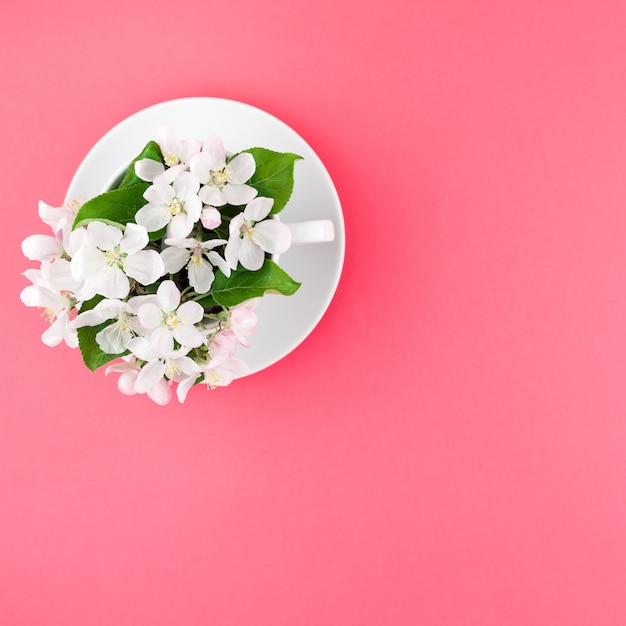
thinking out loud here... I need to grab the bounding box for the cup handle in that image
[286,220,335,244]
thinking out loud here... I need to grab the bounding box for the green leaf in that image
[72,183,150,230]
[76,296,127,372]
[212,259,300,307]
[116,141,164,189]
[240,148,302,213]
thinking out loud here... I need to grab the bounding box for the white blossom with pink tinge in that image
[190,136,257,207]
[225,197,291,271]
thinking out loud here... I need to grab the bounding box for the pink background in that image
[2,1,626,624]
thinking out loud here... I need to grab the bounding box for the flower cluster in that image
[21,126,302,404]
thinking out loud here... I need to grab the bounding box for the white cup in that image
[102,164,335,247]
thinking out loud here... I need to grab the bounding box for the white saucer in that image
[66,97,345,377]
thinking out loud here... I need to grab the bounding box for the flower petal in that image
[167,213,195,239]
[252,219,292,254]
[73,299,128,328]
[206,250,231,277]
[179,138,201,164]
[198,184,226,207]
[153,164,185,185]
[135,204,171,232]
[38,201,74,231]
[114,369,139,395]
[177,356,201,377]
[127,336,155,361]
[146,379,172,405]
[97,266,130,299]
[20,284,44,308]
[87,221,123,251]
[202,136,226,169]
[157,280,181,312]
[161,246,191,273]
[71,246,106,281]
[238,237,265,271]
[42,258,81,292]
[187,256,215,294]
[144,183,174,205]
[244,196,274,222]
[119,223,149,255]
[227,152,255,184]
[225,235,242,270]
[173,324,205,349]
[21,234,61,261]
[137,302,162,330]
[123,250,165,285]
[135,359,166,394]
[173,171,200,199]
[176,375,198,403]
[42,315,77,348]
[135,159,165,182]
[177,301,204,325]
[150,327,175,356]
[189,152,212,184]
[209,329,238,359]
[96,322,133,354]
[157,125,182,163]
[222,183,257,206]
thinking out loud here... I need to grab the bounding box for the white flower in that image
[20,267,77,348]
[135,158,182,184]
[128,331,200,405]
[190,137,257,207]
[225,197,291,271]
[161,237,230,294]
[41,258,83,294]
[157,125,201,168]
[105,354,173,406]
[22,204,86,264]
[70,222,164,300]
[176,329,248,402]
[135,171,202,238]
[38,199,81,234]
[135,126,201,185]
[105,356,142,396]
[72,298,142,354]
[22,233,64,263]
[136,280,205,348]
[203,329,249,387]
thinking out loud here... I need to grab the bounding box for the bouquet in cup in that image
[20,126,302,405]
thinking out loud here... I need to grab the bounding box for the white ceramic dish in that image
[65,97,345,377]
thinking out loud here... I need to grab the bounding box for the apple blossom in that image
[135,171,202,238]
[128,331,200,405]
[38,198,82,234]
[70,221,164,300]
[190,137,257,207]
[161,237,230,294]
[176,329,248,402]
[20,268,78,348]
[136,280,205,349]
[202,329,249,388]
[105,357,141,396]
[134,125,201,185]
[225,197,291,271]
[73,298,142,354]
